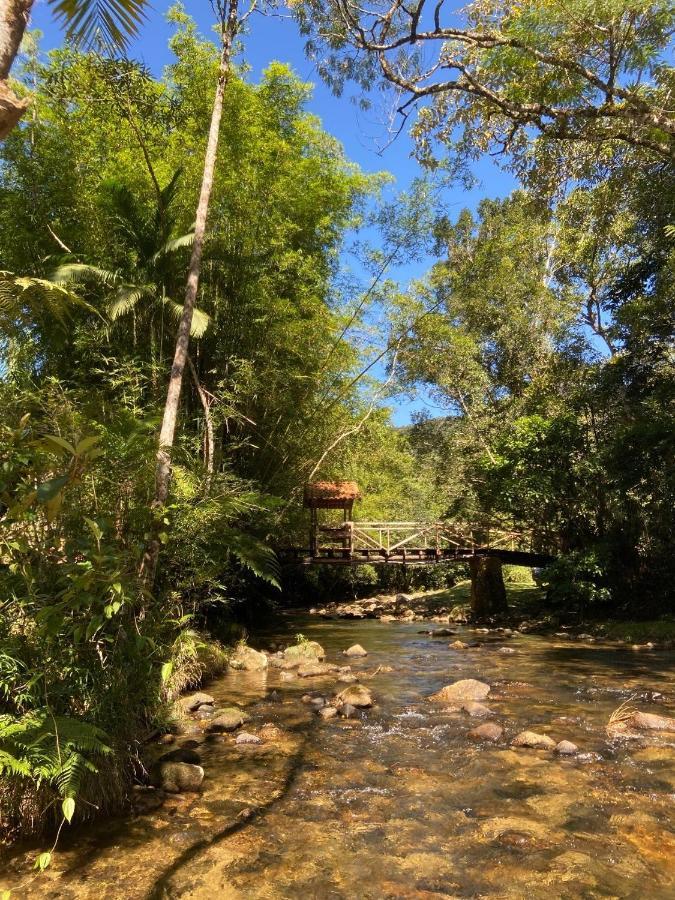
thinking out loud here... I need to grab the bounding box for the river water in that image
[2,612,674,899]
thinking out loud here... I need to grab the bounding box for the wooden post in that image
[310,507,317,558]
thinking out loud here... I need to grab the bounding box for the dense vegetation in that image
[0,0,672,852]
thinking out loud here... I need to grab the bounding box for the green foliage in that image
[0,711,111,807]
[537,553,612,615]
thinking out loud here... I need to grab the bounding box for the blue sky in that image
[28,0,517,424]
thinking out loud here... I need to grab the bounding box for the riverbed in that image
[2,613,674,898]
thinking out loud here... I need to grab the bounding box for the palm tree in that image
[1,0,149,138]
[52,172,208,354]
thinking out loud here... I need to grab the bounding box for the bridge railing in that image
[315,520,553,558]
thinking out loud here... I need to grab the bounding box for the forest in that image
[0,0,673,892]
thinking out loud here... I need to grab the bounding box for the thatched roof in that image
[304,481,361,508]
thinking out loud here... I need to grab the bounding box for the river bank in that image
[1,604,674,898]
[310,582,675,649]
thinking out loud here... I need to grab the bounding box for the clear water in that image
[2,613,674,899]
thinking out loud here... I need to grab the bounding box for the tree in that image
[295,0,675,171]
[0,0,149,138]
[142,0,244,581]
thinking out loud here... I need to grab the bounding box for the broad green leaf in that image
[75,435,100,454]
[62,797,75,822]
[35,852,51,871]
[36,475,69,503]
[41,434,76,455]
[161,661,173,683]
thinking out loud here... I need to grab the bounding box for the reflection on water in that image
[2,614,674,899]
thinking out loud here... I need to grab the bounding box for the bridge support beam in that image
[469,556,507,620]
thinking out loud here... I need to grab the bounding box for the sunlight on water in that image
[2,613,674,899]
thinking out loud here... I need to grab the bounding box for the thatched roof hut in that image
[303,481,361,510]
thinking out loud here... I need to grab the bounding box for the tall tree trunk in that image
[0,0,34,139]
[469,556,507,620]
[142,0,239,582]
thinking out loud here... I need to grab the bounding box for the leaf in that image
[84,517,103,542]
[35,851,51,871]
[41,434,76,456]
[36,475,70,504]
[62,797,75,822]
[161,661,173,683]
[75,435,100,454]
[50,0,150,52]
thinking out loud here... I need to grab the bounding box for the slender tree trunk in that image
[188,353,215,488]
[142,0,239,581]
[0,0,34,139]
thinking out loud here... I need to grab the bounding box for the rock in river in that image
[229,645,268,672]
[449,640,469,650]
[462,701,493,718]
[206,707,250,733]
[318,706,338,720]
[511,730,556,750]
[344,644,368,657]
[298,663,339,678]
[336,684,373,708]
[428,679,491,703]
[180,692,215,712]
[157,761,204,793]
[236,732,262,745]
[469,722,503,743]
[555,740,578,755]
[283,641,326,666]
[629,710,675,731]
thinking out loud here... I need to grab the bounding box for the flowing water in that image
[2,613,674,899]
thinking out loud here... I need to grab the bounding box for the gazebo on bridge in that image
[299,481,553,568]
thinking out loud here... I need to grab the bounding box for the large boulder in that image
[229,644,268,672]
[336,683,373,708]
[511,730,556,750]
[428,679,491,703]
[283,641,325,666]
[157,761,204,793]
[206,707,250,733]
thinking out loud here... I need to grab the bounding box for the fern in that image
[0,711,111,802]
[221,528,281,588]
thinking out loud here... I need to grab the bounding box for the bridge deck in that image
[279,547,555,567]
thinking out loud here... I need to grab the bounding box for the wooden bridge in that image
[280,481,556,567]
[281,519,556,567]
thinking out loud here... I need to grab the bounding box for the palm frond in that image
[108,284,156,320]
[50,0,150,51]
[51,263,118,287]
[162,296,211,338]
[152,232,195,263]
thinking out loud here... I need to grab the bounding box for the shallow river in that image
[3,613,675,899]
